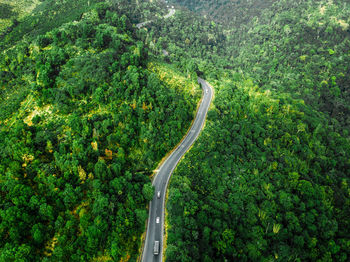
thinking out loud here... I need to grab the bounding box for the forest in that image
[0,0,199,260]
[166,78,350,261]
[0,0,349,261]
[157,0,350,261]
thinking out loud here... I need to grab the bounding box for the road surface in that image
[136,7,175,29]
[141,78,213,262]
[164,8,175,19]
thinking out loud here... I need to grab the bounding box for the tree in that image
[135,209,148,228]
[31,224,44,244]
[142,183,154,201]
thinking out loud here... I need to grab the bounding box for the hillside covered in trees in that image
[161,0,350,261]
[172,0,277,27]
[1,0,349,261]
[0,0,200,260]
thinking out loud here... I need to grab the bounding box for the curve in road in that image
[136,7,175,29]
[141,78,213,262]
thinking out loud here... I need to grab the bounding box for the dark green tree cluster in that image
[172,0,277,27]
[116,0,168,24]
[0,1,199,261]
[146,10,227,79]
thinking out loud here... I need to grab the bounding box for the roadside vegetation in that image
[0,1,199,260]
[157,0,350,261]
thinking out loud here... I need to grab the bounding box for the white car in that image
[157,191,161,198]
[206,90,208,94]
[156,217,160,223]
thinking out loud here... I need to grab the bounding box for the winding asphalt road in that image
[141,78,213,262]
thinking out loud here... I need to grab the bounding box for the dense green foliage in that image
[0,0,105,50]
[1,0,349,260]
[172,0,277,27]
[225,0,350,131]
[0,1,199,261]
[167,78,350,261]
[170,0,350,129]
[146,9,228,80]
[161,0,350,261]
